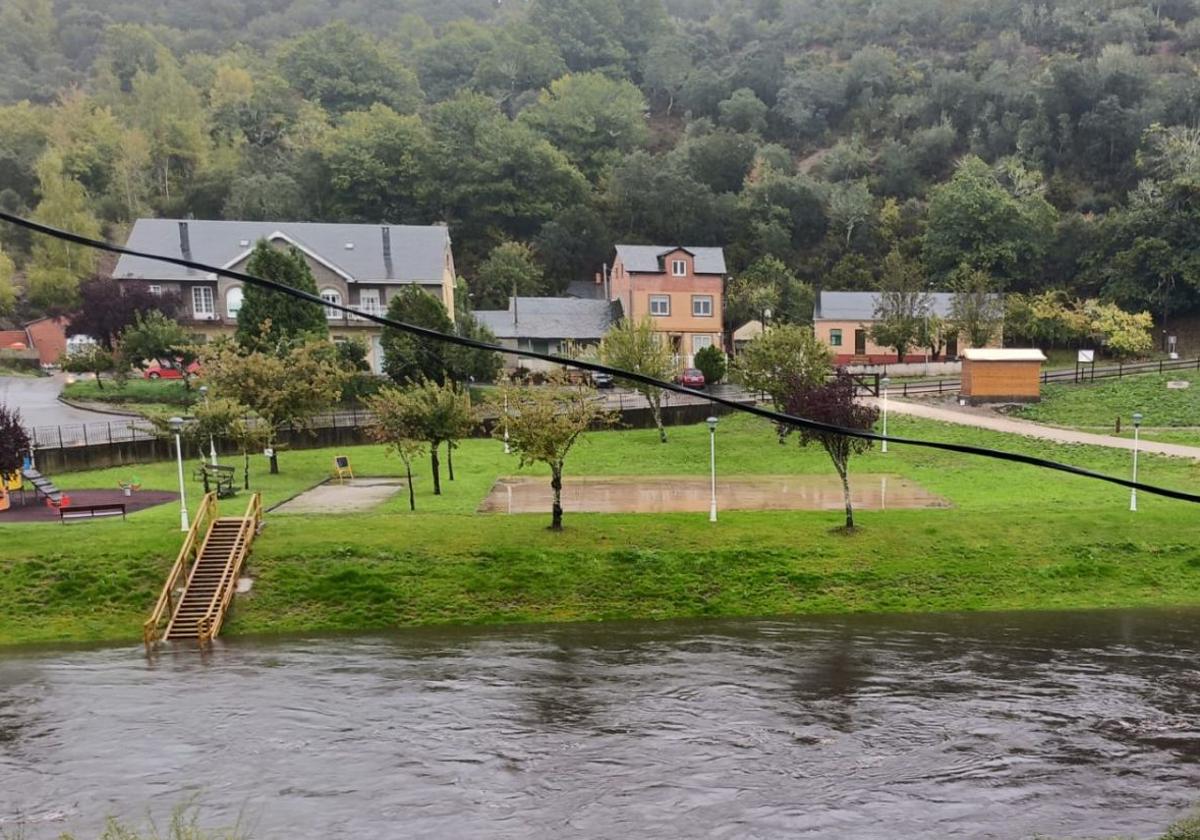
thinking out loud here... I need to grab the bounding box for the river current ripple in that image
[2,609,1200,839]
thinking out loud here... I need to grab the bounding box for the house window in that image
[358,289,381,317]
[671,259,687,277]
[148,284,162,296]
[829,328,842,347]
[692,334,713,353]
[649,295,670,316]
[692,295,713,317]
[321,289,342,320]
[226,286,243,319]
[191,286,214,318]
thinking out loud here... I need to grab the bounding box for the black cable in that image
[3,209,1198,504]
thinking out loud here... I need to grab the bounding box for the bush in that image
[693,344,727,385]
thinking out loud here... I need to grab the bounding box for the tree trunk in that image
[550,466,563,531]
[837,461,854,530]
[406,462,415,511]
[430,443,441,495]
[94,370,104,391]
[447,441,455,481]
[269,450,279,475]
[650,395,667,443]
[243,450,250,489]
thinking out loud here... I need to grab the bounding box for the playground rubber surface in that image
[0,489,178,523]
[477,475,949,515]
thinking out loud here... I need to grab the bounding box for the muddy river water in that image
[2,608,1199,839]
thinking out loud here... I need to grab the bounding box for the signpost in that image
[1075,349,1095,383]
[333,455,353,484]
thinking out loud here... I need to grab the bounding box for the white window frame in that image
[148,284,162,296]
[225,286,243,320]
[649,295,671,316]
[692,334,714,353]
[358,289,381,317]
[691,295,713,317]
[191,286,214,318]
[321,288,343,320]
[671,259,687,277]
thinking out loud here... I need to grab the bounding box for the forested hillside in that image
[2,0,1199,333]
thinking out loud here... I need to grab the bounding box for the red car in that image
[143,358,201,380]
[677,368,706,388]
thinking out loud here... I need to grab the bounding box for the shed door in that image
[854,329,867,356]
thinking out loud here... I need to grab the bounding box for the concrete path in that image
[871,397,1200,460]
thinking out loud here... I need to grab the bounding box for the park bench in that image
[59,503,126,523]
[198,464,237,499]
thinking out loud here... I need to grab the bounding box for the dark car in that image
[591,371,615,388]
[677,368,706,388]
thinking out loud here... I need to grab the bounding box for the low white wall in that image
[846,360,962,377]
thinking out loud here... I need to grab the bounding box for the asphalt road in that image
[0,374,115,428]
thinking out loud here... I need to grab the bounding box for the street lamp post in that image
[199,385,217,466]
[503,392,510,454]
[707,415,718,523]
[169,416,189,532]
[880,376,891,454]
[1130,412,1142,512]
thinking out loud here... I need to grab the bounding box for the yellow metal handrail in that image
[143,492,218,649]
[196,492,262,644]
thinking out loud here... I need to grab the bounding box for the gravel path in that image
[871,397,1200,460]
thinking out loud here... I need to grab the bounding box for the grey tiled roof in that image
[615,244,727,275]
[113,219,449,283]
[473,298,621,340]
[815,291,981,320]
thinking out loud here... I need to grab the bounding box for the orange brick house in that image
[608,245,726,366]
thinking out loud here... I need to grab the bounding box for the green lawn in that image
[62,377,197,416]
[1014,370,1200,446]
[2,413,1199,647]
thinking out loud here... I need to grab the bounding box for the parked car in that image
[677,368,706,388]
[591,371,614,388]
[143,358,201,380]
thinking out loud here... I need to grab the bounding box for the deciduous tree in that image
[599,316,676,442]
[473,241,546,309]
[870,249,931,362]
[380,286,454,385]
[733,324,831,409]
[693,344,727,385]
[489,375,616,530]
[27,151,101,311]
[364,387,427,511]
[67,277,179,351]
[779,370,880,531]
[0,403,31,481]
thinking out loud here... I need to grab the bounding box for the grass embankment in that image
[61,378,196,417]
[1015,370,1200,446]
[2,413,1199,647]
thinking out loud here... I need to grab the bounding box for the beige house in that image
[112,219,457,373]
[814,291,1001,364]
[608,244,727,366]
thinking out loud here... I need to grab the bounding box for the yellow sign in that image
[333,455,353,483]
[3,472,19,492]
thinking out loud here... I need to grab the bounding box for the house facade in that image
[474,297,622,372]
[814,291,1001,364]
[608,244,726,366]
[112,219,457,373]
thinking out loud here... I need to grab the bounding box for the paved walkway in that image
[871,398,1200,460]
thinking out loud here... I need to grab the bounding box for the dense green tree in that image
[319,105,430,222]
[473,242,546,309]
[380,286,455,385]
[870,249,931,362]
[26,151,101,310]
[717,88,769,134]
[234,242,329,351]
[0,246,15,316]
[277,23,422,115]
[733,324,830,410]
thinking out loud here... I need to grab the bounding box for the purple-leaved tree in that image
[779,369,880,531]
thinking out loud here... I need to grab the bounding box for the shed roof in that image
[113,219,450,284]
[473,297,621,340]
[615,244,727,275]
[815,291,965,320]
[962,348,1047,362]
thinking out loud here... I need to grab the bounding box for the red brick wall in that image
[25,317,68,366]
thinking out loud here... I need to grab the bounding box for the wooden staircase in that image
[144,492,262,649]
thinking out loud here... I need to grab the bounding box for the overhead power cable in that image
[2,209,1197,505]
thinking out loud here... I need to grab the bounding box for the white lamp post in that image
[503,392,510,454]
[169,416,189,532]
[1130,412,1142,512]
[880,376,891,454]
[707,415,718,523]
[199,385,217,466]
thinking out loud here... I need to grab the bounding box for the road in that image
[871,397,1200,460]
[0,374,116,427]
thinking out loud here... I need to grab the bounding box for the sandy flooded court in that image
[478,474,949,514]
[273,478,408,514]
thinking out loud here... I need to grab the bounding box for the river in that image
[2,608,1199,839]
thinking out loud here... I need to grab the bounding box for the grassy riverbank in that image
[1015,370,1200,446]
[2,414,1199,647]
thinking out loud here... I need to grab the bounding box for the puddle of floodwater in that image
[477,474,950,514]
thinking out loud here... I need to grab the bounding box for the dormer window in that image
[671,259,687,277]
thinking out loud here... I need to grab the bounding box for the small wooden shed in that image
[959,348,1047,404]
